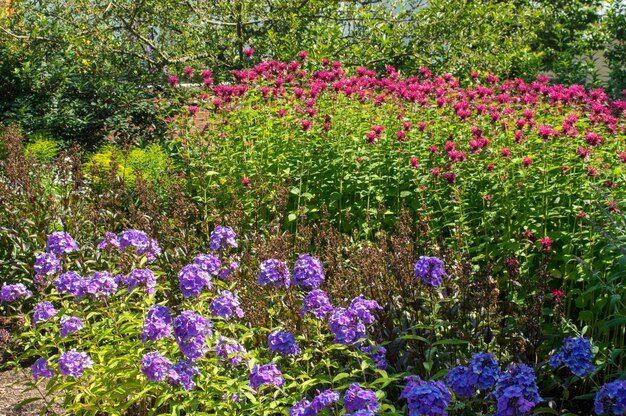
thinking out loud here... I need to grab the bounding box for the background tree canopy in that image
[0,0,623,145]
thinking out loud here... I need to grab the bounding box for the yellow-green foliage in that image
[24,139,61,162]
[86,144,169,186]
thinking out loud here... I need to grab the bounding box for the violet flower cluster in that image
[344,383,380,414]
[178,264,211,298]
[249,362,284,390]
[34,253,61,277]
[400,375,452,416]
[193,253,221,276]
[209,225,238,251]
[548,336,595,377]
[173,310,212,361]
[210,290,244,320]
[414,256,447,287]
[141,351,172,382]
[446,352,502,398]
[31,358,54,382]
[117,229,161,261]
[168,359,199,391]
[141,305,172,343]
[214,336,247,366]
[268,330,300,355]
[32,301,57,327]
[291,254,324,289]
[0,283,32,302]
[328,295,381,345]
[361,345,387,370]
[60,316,83,338]
[492,364,542,416]
[301,289,334,319]
[46,231,79,256]
[290,389,340,416]
[58,349,93,379]
[594,380,626,415]
[125,269,156,295]
[258,258,290,288]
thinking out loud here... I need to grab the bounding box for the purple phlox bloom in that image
[32,301,57,327]
[0,283,32,302]
[344,383,380,413]
[127,268,156,295]
[31,358,54,381]
[258,259,290,288]
[85,271,118,298]
[210,290,244,320]
[218,260,240,279]
[34,253,61,276]
[60,316,83,338]
[548,336,595,377]
[329,307,366,345]
[118,230,160,261]
[209,226,238,251]
[173,310,212,361]
[58,349,93,379]
[178,264,211,298]
[492,364,542,416]
[291,254,324,290]
[290,389,340,416]
[361,345,387,370]
[141,351,171,382]
[214,336,247,366]
[46,232,79,256]
[594,379,626,415]
[349,295,381,324]
[193,253,221,275]
[168,359,199,390]
[54,271,86,298]
[141,304,172,343]
[97,232,120,250]
[414,256,447,286]
[301,289,333,319]
[248,363,283,390]
[268,330,300,355]
[400,375,451,416]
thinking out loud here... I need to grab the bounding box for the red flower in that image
[576,211,587,218]
[396,131,406,142]
[500,148,511,158]
[183,67,193,78]
[242,177,251,187]
[523,157,533,168]
[167,76,179,87]
[243,47,255,58]
[187,106,199,116]
[551,289,565,302]
[487,164,496,172]
[539,236,553,251]
[410,157,419,169]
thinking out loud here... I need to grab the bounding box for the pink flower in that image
[577,147,592,159]
[168,76,179,87]
[243,48,255,58]
[187,106,199,116]
[298,51,308,61]
[371,125,385,135]
[500,148,511,158]
[584,131,603,146]
[366,132,377,144]
[431,168,441,178]
[410,157,419,169]
[487,163,496,172]
[552,289,564,302]
[576,211,587,218]
[429,145,439,155]
[396,131,406,142]
[242,177,251,188]
[201,70,212,78]
[300,120,311,131]
[183,67,193,78]
[523,157,533,168]
[539,237,553,251]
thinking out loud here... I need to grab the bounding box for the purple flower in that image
[446,365,476,398]
[249,363,283,390]
[492,364,542,416]
[97,232,120,250]
[349,295,381,324]
[414,256,447,286]
[209,226,237,251]
[301,289,333,319]
[118,230,160,261]
[85,271,118,298]
[126,268,156,295]
[34,253,61,276]
[219,261,240,280]
[141,351,171,382]
[469,352,502,390]
[210,290,244,320]
[178,264,211,298]
[594,380,626,415]
[193,254,221,275]
[310,389,340,413]
[268,330,300,355]
[54,271,86,298]
[291,254,324,289]
[361,345,387,370]
[31,358,54,381]
[548,336,595,377]
[32,301,57,327]
[258,259,290,288]
[0,283,32,302]
[329,307,366,345]
[141,305,172,343]
[58,349,93,379]
[173,310,212,361]
[214,336,247,366]
[46,231,79,256]
[60,316,83,338]
[168,359,199,390]
[400,375,451,416]
[290,398,311,416]
[344,383,380,413]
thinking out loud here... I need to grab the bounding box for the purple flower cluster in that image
[31,358,54,381]
[268,330,300,355]
[141,351,171,382]
[141,305,172,343]
[168,359,199,390]
[126,268,156,295]
[414,256,447,286]
[193,253,221,275]
[58,349,93,379]
[118,230,160,261]
[400,375,451,416]
[214,336,247,366]
[209,226,238,251]
[210,290,244,320]
[361,345,387,370]
[60,316,83,338]
[46,232,79,256]
[34,253,61,276]
[301,289,334,319]
[594,380,626,415]
[218,260,239,280]
[446,352,502,398]
[329,296,381,345]
[344,383,380,414]
[249,362,284,391]
[548,336,595,377]
[291,254,324,289]
[492,364,542,416]
[97,232,120,250]
[290,389,340,416]
[32,301,57,327]
[85,271,118,298]
[173,310,212,360]
[178,264,211,298]
[258,259,290,288]
[0,283,32,302]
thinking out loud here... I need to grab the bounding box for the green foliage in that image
[85,144,170,186]
[24,139,61,162]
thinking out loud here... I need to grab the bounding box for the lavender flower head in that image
[178,264,211,298]
[291,389,340,415]
[548,336,595,377]
[141,305,172,343]
[594,380,626,415]
[97,232,120,250]
[58,349,93,379]
[46,231,79,256]
[118,230,160,261]
[291,254,324,290]
[268,330,300,355]
[400,375,451,416]
[173,310,212,361]
[126,268,156,295]
[349,295,381,325]
[361,345,387,370]
[329,307,366,345]
[446,365,476,398]
[85,271,118,298]
[492,364,542,416]
[193,253,221,275]
[469,352,503,390]
[414,256,447,286]
[258,259,291,288]
[210,290,244,320]
[249,363,284,390]
[32,301,57,327]
[60,316,83,338]
[344,383,380,414]
[0,283,32,302]
[209,226,238,251]
[54,271,86,298]
[301,289,333,319]
[141,351,171,382]
[290,398,312,416]
[168,359,199,390]
[31,358,54,381]
[214,336,247,366]
[34,253,61,276]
